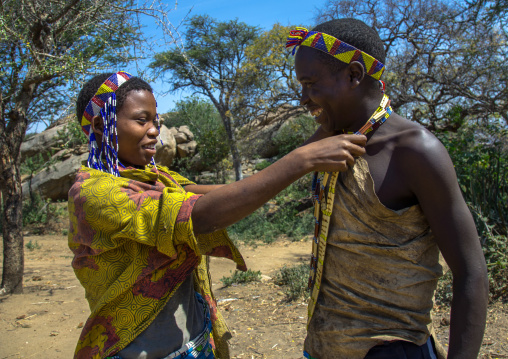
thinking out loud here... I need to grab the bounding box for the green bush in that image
[20,153,46,176]
[438,123,508,301]
[228,176,314,245]
[273,114,317,157]
[254,159,272,171]
[169,97,230,181]
[274,263,310,302]
[439,124,507,237]
[482,234,508,301]
[23,194,50,226]
[56,119,88,149]
[220,269,261,287]
[22,194,66,235]
[435,271,454,306]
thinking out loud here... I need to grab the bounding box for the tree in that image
[468,0,508,21]
[238,23,305,131]
[315,0,508,131]
[151,15,262,181]
[169,97,230,179]
[0,0,177,294]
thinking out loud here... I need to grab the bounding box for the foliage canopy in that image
[151,15,260,180]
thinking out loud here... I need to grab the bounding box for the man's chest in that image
[363,145,418,211]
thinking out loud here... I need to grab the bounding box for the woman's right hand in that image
[296,133,366,173]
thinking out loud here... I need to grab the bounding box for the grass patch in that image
[274,263,310,302]
[25,240,41,251]
[220,269,262,287]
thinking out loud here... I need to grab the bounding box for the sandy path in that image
[1,235,506,358]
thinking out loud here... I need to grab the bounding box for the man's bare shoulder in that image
[383,114,448,160]
[384,114,456,184]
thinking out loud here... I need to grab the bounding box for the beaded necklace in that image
[307,94,392,326]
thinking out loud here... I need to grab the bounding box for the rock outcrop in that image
[22,153,89,201]
[20,123,68,163]
[153,125,177,167]
[238,104,306,159]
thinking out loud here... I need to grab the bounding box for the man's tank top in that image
[304,158,444,359]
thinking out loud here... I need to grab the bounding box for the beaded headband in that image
[286,27,386,80]
[80,71,159,176]
[80,71,133,136]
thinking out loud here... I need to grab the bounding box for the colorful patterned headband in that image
[286,27,385,80]
[80,71,133,176]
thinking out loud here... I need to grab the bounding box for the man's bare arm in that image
[401,130,488,359]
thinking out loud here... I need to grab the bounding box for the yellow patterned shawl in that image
[68,165,246,359]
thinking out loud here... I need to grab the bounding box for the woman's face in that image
[115,90,159,168]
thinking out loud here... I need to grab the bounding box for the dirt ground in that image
[1,234,507,358]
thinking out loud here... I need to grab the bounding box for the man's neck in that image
[342,93,385,134]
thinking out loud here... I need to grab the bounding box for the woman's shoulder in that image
[156,165,195,187]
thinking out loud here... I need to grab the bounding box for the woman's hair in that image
[76,73,156,176]
[76,73,153,122]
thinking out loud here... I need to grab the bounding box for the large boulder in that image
[238,104,306,159]
[22,153,88,201]
[20,123,68,163]
[178,125,194,141]
[154,125,177,167]
[177,140,197,158]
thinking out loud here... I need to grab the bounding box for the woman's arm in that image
[190,134,366,234]
[184,184,224,194]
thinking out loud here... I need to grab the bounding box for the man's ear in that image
[348,61,365,89]
[90,115,104,137]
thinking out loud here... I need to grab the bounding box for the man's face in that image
[116,89,159,168]
[295,47,350,133]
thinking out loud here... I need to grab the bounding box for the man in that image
[287,18,488,359]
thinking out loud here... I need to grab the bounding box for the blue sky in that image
[129,0,326,114]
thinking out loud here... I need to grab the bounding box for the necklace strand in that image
[307,94,392,326]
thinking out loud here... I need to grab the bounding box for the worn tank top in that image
[304,158,444,359]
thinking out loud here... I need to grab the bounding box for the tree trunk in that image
[0,147,24,294]
[219,110,243,181]
[231,143,243,182]
[0,85,32,294]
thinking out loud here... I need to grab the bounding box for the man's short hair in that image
[310,18,386,75]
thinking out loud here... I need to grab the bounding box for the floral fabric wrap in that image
[68,164,246,359]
